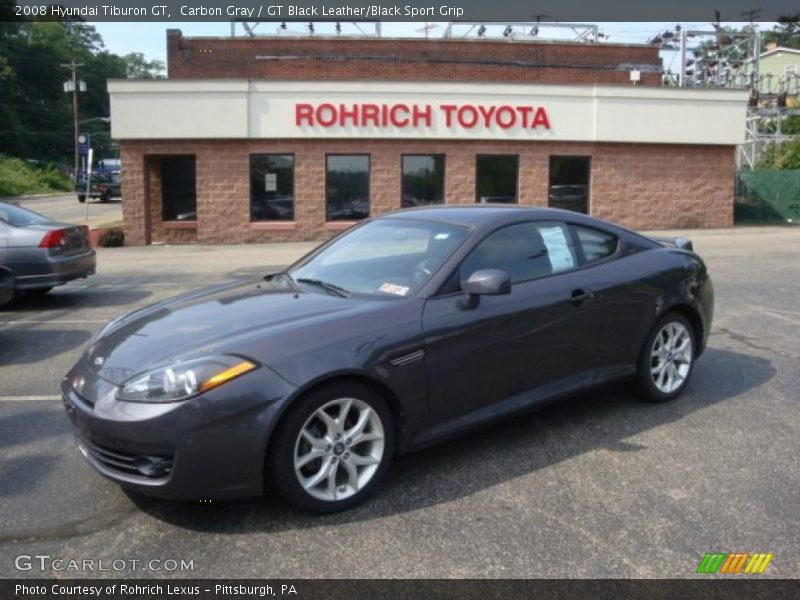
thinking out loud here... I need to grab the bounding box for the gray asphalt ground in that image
[0,197,798,579]
[10,193,122,228]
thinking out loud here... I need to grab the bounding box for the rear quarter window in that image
[573,226,618,263]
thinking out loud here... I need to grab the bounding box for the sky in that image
[92,21,772,70]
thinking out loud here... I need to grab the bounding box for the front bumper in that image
[62,358,297,500]
[15,250,96,291]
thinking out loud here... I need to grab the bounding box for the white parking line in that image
[0,395,61,402]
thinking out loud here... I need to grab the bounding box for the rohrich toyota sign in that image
[295,103,551,131]
[109,80,747,145]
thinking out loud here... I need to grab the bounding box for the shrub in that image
[0,157,72,197]
[99,227,125,247]
[758,137,800,170]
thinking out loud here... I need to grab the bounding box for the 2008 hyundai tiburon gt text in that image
[63,206,713,512]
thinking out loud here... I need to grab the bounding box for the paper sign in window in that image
[539,226,575,273]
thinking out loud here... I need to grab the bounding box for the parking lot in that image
[0,208,798,577]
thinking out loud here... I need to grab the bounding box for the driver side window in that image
[458,221,578,288]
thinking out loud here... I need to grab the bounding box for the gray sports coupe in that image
[63,206,713,512]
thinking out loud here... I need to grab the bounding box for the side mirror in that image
[461,269,511,309]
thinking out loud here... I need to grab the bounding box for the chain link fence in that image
[735,170,800,224]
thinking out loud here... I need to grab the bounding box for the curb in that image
[0,192,73,202]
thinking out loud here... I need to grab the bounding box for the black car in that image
[62,206,713,512]
[76,170,121,204]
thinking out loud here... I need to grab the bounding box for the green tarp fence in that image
[735,170,800,224]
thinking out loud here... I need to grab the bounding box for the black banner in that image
[7,0,800,22]
[3,580,800,600]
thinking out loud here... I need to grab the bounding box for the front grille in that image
[81,438,174,480]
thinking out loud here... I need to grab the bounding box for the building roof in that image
[760,47,800,59]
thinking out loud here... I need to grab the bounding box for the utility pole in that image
[61,61,84,181]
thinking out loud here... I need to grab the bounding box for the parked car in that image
[76,170,121,204]
[0,202,96,296]
[0,266,14,307]
[548,184,589,213]
[62,206,712,512]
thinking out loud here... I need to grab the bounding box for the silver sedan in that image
[0,202,96,296]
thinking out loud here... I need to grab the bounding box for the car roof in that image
[382,204,601,228]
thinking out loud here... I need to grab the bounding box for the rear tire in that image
[636,312,695,403]
[266,382,395,513]
[100,192,110,203]
[77,195,86,203]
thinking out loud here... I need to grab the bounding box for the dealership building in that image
[109,30,748,245]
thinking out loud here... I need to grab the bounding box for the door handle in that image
[570,288,595,306]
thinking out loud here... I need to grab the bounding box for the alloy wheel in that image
[650,321,693,394]
[293,397,385,502]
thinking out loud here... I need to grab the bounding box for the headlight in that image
[116,356,257,403]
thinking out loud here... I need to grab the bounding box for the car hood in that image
[87,278,360,384]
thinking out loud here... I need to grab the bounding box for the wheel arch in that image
[662,303,705,356]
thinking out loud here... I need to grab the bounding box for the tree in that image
[122,52,165,79]
[0,18,163,162]
[762,15,800,50]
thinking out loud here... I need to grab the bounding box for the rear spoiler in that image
[649,236,694,252]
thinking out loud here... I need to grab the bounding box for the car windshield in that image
[288,218,470,298]
[0,203,51,227]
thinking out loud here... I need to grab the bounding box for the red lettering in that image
[495,106,515,129]
[516,106,533,128]
[316,103,337,127]
[477,105,496,127]
[339,104,358,126]
[390,104,410,127]
[532,107,551,129]
[295,103,314,126]
[362,104,380,127]
[457,105,479,128]
[440,104,457,127]
[413,104,432,127]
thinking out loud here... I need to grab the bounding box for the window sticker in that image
[434,232,451,240]
[264,173,277,192]
[379,283,410,296]
[539,226,575,272]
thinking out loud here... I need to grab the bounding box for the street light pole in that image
[61,61,84,180]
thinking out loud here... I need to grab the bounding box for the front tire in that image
[77,194,86,203]
[25,287,53,298]
[636,312,695,403]
[267,382,395,513]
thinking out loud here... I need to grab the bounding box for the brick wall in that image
[119,138,733,245]
[167,30,662,86]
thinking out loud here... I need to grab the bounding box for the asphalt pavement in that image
[0,223,798,579]
[8,193,122,228]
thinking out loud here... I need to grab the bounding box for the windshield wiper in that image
[294,277,351,298]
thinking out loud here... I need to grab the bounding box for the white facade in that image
[108,80,748,146]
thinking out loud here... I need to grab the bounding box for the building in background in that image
[109,29,747,245]
[740,45,800,105]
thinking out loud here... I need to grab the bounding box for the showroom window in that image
[326,155,370,221]
[401,154,445,208]
[548,156,591,214]
[573,226,618,263]
[476,155,518,204]
[250,154,294,221]
[160,156,197,221]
